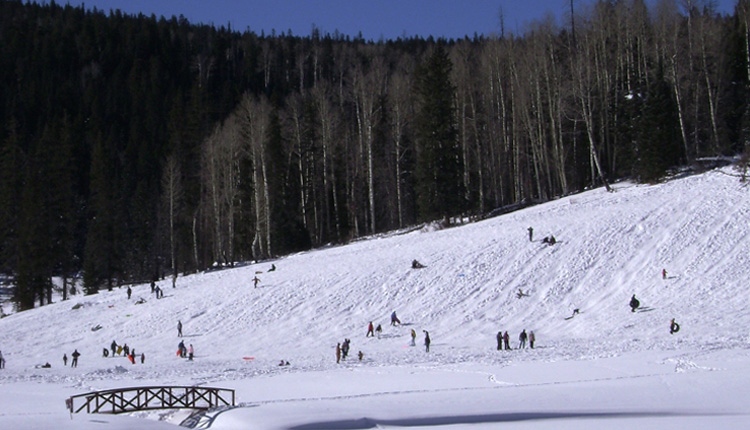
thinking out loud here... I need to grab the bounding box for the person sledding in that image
[390,311,401,326]
[669,318,680,334]
[411,259,425,269]
[629,294,640,312]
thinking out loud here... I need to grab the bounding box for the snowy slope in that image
[0,168,749,429]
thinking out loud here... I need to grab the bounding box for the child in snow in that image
[188,344,194,360]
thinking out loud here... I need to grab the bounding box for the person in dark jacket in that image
[528,227,533,242]
[71,349,80,368]
[111,340,117,357]
[670,318,680,334]
[518,330,528,349]
[630,294,640,312]
[503,331,511,350]
[496,331,503,350]
[127,286,132,299]
[424,330,431,352]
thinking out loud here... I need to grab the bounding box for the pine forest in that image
[1,0,748,310]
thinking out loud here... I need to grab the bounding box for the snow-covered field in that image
[1,168,749,429]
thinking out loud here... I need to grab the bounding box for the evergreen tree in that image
[633,69,681,183]
[413,43,464,222]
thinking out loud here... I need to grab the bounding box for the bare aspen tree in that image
[351,52,386,234]
[200,124,225,264]
[238,93,272,258]
[571,12,612,192]
[161,153,183,281]
[387,58,414,227]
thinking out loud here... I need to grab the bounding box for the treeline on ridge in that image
[1,0,748,310]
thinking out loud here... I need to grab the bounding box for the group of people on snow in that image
[177,340,194,360]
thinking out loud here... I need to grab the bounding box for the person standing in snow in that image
[336,343,341,364]
[375,324,382,338]
[411,329,417,346]
[127,286,132,300]
[188,344,194,360]
[528,227,533,242]
[0,350,4,369]
[366,321,375,337]
[141,353,145,364]
[71,349,80,368]
[423,331,431,352]
[529,331,536,348]
[391,311,401,326]
[177,320,183,337]
[496,331,503,350]
[63,353,67,366]
[111,340,117,357]
[342,339,350,359]
[503,331,511,350]
[518,330,528,349]
[252,276,260,288]
[662,269,667,280]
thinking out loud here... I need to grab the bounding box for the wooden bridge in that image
[66,385,235,414]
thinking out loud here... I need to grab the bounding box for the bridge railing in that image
[66,385,235,414]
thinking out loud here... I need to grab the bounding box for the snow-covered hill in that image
[1,168,749,429]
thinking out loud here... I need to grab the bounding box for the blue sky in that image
[50,0,739,40]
